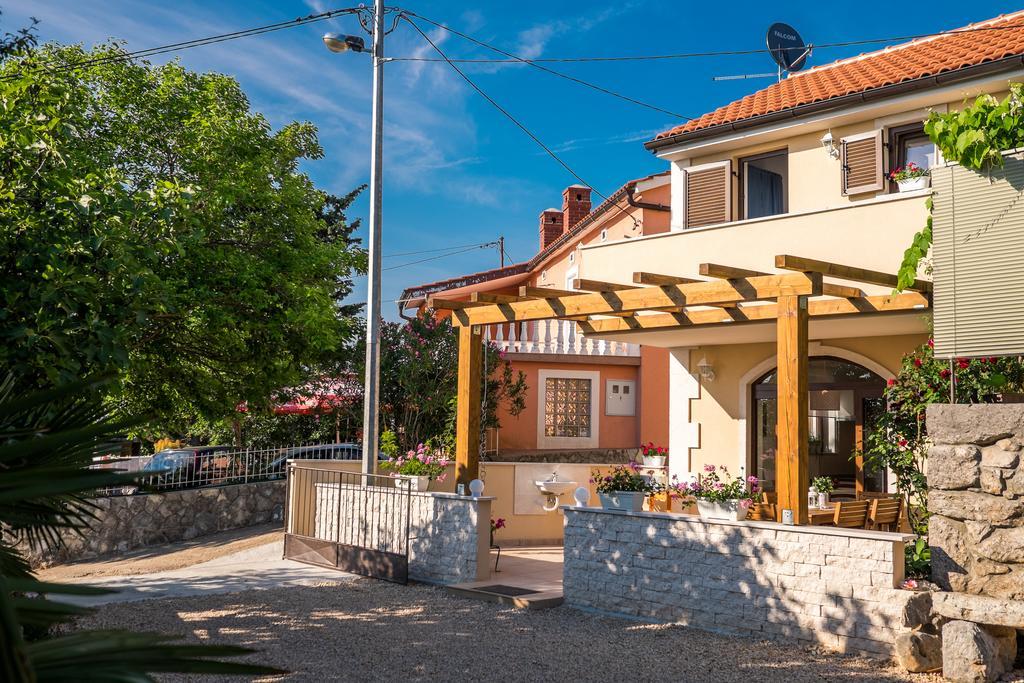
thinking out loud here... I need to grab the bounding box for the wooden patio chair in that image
[867,496,903,532]
[832,500,871,528]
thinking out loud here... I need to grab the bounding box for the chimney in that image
[562,185,592,231]
[539,209,564,251]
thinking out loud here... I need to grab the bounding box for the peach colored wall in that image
[639,346,669,447]
[495,359,639,452]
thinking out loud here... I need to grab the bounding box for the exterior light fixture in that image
[820,130,840,159]
[322,33,366,53]
[697,356,715,382]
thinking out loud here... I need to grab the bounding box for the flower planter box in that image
[696,500,748,522]
[598,491,646,512]
[897,176,930,192]
[641,454,667,468]
[394,475,430,492]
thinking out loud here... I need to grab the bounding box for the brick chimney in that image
[562,185,592,231]
[539,208,564,251]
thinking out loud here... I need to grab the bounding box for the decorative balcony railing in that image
[485,319,640,357]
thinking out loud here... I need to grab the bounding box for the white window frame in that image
[537,369,600,449]
[680,159,732,229]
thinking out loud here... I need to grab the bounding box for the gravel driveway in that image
[74,578,939,682]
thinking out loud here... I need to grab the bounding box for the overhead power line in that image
[383,240,500,258]
[383,242,498,271]
[401,14,640,229]
[403,11,691,120]
[390,21,1024,64]
[1,7,365,80]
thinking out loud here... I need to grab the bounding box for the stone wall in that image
[304,484,490,585]
[563,507,914,656]
[25,481,285,567]
[927,404,1024,599]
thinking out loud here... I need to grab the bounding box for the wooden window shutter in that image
[841,130,884,195]
[685,162,731,228]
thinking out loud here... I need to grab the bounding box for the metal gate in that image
[284,462,411,583]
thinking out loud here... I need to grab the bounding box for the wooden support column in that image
[776,295,809,524]
[455,324,483,487]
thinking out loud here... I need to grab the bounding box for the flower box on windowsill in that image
[897,176,930,192]
[696,500,748,522]
[598,491,646,512]
[394,475,430,492]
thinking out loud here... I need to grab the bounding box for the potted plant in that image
[490,517,506,547]
[889,162,930,192]
[676,465,758,522]
[380,443,450,491]
[811,476,835,508]
[638,442,667,468]
[592,463,657,512]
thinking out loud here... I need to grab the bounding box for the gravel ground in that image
[75,578,943,683]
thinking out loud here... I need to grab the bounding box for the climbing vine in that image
[896,84,1024,289]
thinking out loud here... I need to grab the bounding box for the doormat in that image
[474,585,540,597]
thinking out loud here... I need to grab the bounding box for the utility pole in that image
[362,0,385,474]
[498,236,505,267]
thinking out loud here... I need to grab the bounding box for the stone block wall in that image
[927,404,1024,600]
[24,481,285,567]
[563,507,914,656]
[307,484,490,585]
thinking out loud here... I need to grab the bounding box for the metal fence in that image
[92,443,365,496]
[284,463,411,583]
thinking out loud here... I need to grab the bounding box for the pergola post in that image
[776,295,809,524]
[455,324,482,487]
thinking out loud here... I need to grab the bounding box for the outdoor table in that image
[809,504,836,525]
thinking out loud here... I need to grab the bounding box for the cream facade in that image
[575,69,1024,494]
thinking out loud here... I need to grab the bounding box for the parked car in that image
[260,443,382,479]
[136,445,237,491]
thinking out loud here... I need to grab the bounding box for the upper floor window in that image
[889,123,936,192]
[740,149,788,219]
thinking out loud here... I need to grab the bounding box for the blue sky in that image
[5,0,1022,319]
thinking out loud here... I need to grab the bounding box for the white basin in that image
[535,480,577,496]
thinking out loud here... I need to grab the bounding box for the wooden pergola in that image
[431,254,931,525]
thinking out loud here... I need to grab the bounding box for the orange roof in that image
[652,11,1024,145]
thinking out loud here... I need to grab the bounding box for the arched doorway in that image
[751,357,886,499]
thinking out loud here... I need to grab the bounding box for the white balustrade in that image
[485,318,639,358]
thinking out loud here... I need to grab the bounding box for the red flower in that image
[887,378,897,387]
[898,439,908,447]
[940,369,951,379]
[989,357,999,363]
[913,358,923,367]
[958,359,970,369]
[927,339,934,348]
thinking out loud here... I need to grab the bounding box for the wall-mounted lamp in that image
[697,356,715,382]
[820,130,840,159]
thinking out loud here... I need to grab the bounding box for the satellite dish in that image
[766,22,810,73]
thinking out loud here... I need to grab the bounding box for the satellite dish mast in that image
[766,22,811,80]
[712,22,812,82]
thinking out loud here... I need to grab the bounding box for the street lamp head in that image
[323,33,366,53]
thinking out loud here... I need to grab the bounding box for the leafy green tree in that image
[371,313,527,451]
[0,42,365,433]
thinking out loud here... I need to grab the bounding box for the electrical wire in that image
[403,10,691,120]
[401,14,640,229]
[1,8,366,80]
[383,240,500,258]
[390,21,1024,64]
[382,242,496,270]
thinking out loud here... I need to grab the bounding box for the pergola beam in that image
[775,254,933,293]
[427,297,485,311]
[452,273,822,326]
[470,292,529,304]
[455,325,482,486]
[632,272,703,286]
[776,295,809,524]
[701,262,863,299]
[571,278,633,292]
[519,286,578,298]
[577,292,929,334]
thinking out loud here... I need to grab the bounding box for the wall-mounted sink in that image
[535,480,577,496]
[534,478,577,511]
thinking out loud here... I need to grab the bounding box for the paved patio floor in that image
[74,577,941,682]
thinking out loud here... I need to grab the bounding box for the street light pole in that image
[362,0,385,475]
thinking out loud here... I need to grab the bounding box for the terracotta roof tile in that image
[653,11,1024,143]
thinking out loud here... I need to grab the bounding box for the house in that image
[446,10,1024,521]
[400,173,672,459]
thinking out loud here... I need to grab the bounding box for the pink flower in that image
[703,464,716,473]
[436,473,447,483]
